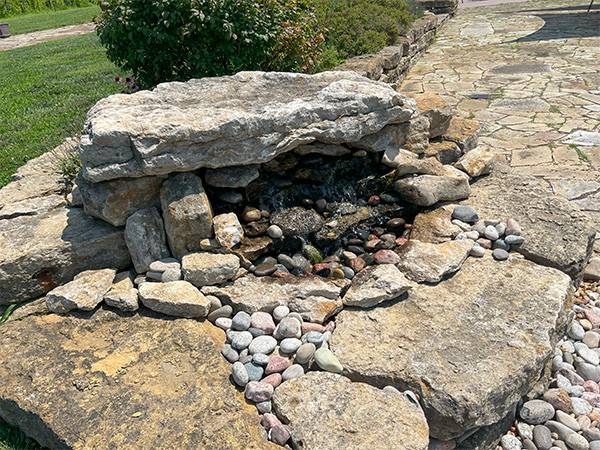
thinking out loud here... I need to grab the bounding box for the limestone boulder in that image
[441,117,480,153]
[353,115,428,155]
[79,71,418,182]
[182,252,240,287]
[293,142,351,157]
[330,253,572,440]
[382,147,444,177]
[461,164,595,277]
[0,194,66,220]
[342,265,415,308]
[410,204,462,244]
[454,146,494,178]
[160,173,213,258]
[408,92,453,138]
[78,175,164,227]
[46,268,116,313]
[0,206,131,305]
[396,239,474,283]
[271,372,429,450]
[138,280,210,318]
[204,165,260,188]
[0,305,278,450]
[203,276,348,324]
[124,207,170,273]
[424,140,462,165]
[394,165,471,206]
[104,271,139,311]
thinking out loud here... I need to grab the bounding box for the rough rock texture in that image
[394,165,471,206]
[0,304,278,450]
[331,253,572,440]
[408,92,452,138]
[138,280,210,318]
[204,166,260,188]
[160,173,213,258]
[46,268,116,313]
[0,206,131,305]
[271,372,429,450]
[410,204,462,244]
[124,207,170,273]
[78,175,164,227]
[203,276,348,324]
[424,140,462,165]
[104,271,139,312]
[441,117,480,153]
[182,252,240,287]
[213,213,244,249]
[342,265,415,307]
[395,239,474,283]
[453,146,493,178]
[79,71,418,182]
[382,147,444,177]
[461,164,596,277]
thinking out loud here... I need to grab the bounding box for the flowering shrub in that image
[96,0,324,88]
[115,76,139,94]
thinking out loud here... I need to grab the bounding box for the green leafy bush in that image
[315,0,421,65]
[0,0,93,19]
[96,0,324,88]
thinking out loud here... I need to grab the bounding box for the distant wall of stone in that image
[334,8,454,86]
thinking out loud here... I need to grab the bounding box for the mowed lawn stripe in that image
[0,32,124,187]
[2,5,100,35]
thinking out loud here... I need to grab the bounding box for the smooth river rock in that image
[203,276,348,324]
[79,71,417,182]
[0,304,278,450]
[459,163,595,277]
[271,372,429,450]
[330,253,572,440]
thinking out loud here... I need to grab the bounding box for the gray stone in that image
[78,175,163,227]
[232,361,249,387]
[267,225,283,240]
[270,207,324,237]
[381,147,444,176]
[281,364,305,381]
[232,331,254,351]
[516,423,533,441]
[138,280,210,318]
[124,207,170,273]
[584,258,600,281]
[181,252,240,287]
[533,425,553,450]
[396,239,474,283]
[0,205,131,305]
[394,165,471,207]
[222,344,239,363]
[207,305,233,322]
[248,335,278,355]
[271,372,429,450]
[342,265,415,308]
[295,343,316,364]
[252,353,269,366]
[493,248,510,261]
[490,98,551,113]
[506,235,526,245]
[46,268,116,313]
[202,276,347,324]
[562,130,600,147]
[231,311,251,331]
[80,71,417,182]
[279,338,302,354]
[569,322,586,340]
[330,253,571,440]
[244,363,265,382]
[544,421,576,441]
[519,400,555,424]
[294,142,351,157]
[459,164,595,278]
[452,205,479,223]
[160,173,213,258]
[204,165,260,188]
[104,272,139,312]
[313,347,343,373]
[575,361,600,382]
[501,435,522,450]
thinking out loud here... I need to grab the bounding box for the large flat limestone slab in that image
[0,304,279,450]
[271,372,429,450]
[461,164,595,278]
[79,71,418,182]
[330,253,572,440]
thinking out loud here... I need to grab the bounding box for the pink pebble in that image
[245,381,274,403]
[325,321,335,333]
[577,414,591,430]
[584,309,600,329]
[374,249,400,265]
[250,312,276,335]
[396,237,408,247]
[265,355,290,374]
[261,373,282,388]
[476,238,492,249]
[261,413,282,431]
[584,380,600,394]
[581,392,600,407]
[270,424,291,445]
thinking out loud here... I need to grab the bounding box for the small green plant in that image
[467,112,476,119]
[58,153,81,180]
[569,143,578,148]
[577,149,590,162]
[550,106,560,113]
[0,303,19,325]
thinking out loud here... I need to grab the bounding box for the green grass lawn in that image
[0,417,40,450]
[2,5,100,35]
[0,32,125,187]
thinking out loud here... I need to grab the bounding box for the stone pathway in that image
[401,0,600,255]
[0,22,94,51]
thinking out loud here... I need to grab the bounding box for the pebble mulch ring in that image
[498,282,600,450]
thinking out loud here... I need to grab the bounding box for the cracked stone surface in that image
[400,0,600,255]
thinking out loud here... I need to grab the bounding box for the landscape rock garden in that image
[0,69,597,450]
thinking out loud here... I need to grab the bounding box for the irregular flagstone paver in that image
[0,304,279,450]
[271,372,429,450]
[331,253,572,441]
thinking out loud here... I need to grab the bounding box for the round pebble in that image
[252,353,270,366]
[254,263,277,277]
[505,235,526,245]
[256,400,272,414]
[296,343,316,364]
[250,311,276,334]
[270,424,291,446]
[501,434,522,450]
[332,268,345,279]
[452,205,479,223]
[280,337,302,354]
[302,331,324,344]
[262,373,283,388]
[273,305,290,322]
[231,331,254,350]
[248,327,266,337]
[520,400,555,424]
[244,362,265,382]
[495,222,506,237]
[470,245,486,257]
[314,347,343,373]
[231,311,251,331]
[215,317,233,330]
[373,249,401,265]
[282,364,305,381]
[565,433,589,450]
[222,344,239,363]
[533,425,553,449]
[267,225,283,239]
[569,321,586,340]
[484,225,500,240]
[232,362,249,387]
[277,254,294,270]
[492,248,510,261]
[516,422,533,440]
[386,218,406,232]
[245,381,273,402]
[266,355,290,374]
[207,305,233,322]
[275,317,301,339]
[248,335,278,355]
[341,266,355,279]
[492,239,510,251]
